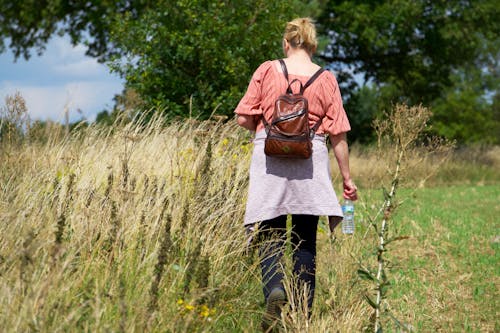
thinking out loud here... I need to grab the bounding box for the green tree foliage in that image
[95,110,114,127]
[0,0,151,62]
[431,66,500,144]
[0,0,324,118]
[343,84,380,144]
[318,0,498,103]
[318,0,499,144]
[108,1,302,117]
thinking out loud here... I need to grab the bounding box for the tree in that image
[343,84,380,144]
[108,0,319,117]
[0,0,152,62]
[0,1,326,117]
[318,0,499,103]
[0,91,29,144]
[431,65,500,144]
[316,0,499,144]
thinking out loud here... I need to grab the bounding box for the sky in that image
[0,36,124,123]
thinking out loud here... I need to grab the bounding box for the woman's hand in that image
[343,178,358,201]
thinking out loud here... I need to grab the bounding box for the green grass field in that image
[379,185,499,332]
[310,184,499,333]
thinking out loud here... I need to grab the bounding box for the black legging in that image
[258,214,318,312]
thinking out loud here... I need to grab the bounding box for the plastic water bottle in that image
[341,199,355,234]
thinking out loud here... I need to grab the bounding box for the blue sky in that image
[0,36,123,123]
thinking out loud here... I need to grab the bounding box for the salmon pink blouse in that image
[234,60,351,135]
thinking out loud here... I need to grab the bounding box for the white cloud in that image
[63,81,122,120]
[47,37,107,78]
[52,58,104,78]
[0,36,123,123]
[52,38,88,60]
[0,80,123,122]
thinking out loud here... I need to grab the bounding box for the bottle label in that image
[342,206,354,214]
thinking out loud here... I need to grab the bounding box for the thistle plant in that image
[359,104,453,332]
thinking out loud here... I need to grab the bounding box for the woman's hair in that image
[283,17,318,55]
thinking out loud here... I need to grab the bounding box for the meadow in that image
[0,113,498,332]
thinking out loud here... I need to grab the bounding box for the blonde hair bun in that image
[284,17,318,55]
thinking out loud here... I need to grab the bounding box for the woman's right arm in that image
[237,114,257,131]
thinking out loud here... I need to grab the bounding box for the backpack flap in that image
[273,95,309,136]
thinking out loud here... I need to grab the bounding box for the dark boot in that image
[261,287,286,332]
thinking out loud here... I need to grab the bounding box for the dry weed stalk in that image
[148,213,173,317]
[20,230,36,296]
[280,272,313,332]
[360,104,453,332]
[0,115,260,331]
[52,172,76,261]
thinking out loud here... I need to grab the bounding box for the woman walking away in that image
[234,17,358,332]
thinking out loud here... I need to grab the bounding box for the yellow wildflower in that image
[199,305,210,318]
[240,143,251,153]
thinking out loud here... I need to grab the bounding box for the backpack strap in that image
[305,67,326,137]
[302,67,325,93]
[279,59,325,94]
[262,114,270,131]
[279,59,289,82]
[309,119,322,138]
[286,79,304,95]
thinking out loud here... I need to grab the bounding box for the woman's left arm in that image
[331,132,358,201]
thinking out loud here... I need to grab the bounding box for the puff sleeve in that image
[321,71,351,136]
[234,61,273,116]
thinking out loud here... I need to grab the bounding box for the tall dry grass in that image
[348,143,500,189]
[1,115,256,332]
[0,112,498,332]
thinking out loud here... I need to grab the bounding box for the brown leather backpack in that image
[263,59,325,159]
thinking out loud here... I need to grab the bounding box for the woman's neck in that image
[285,48,312,62]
